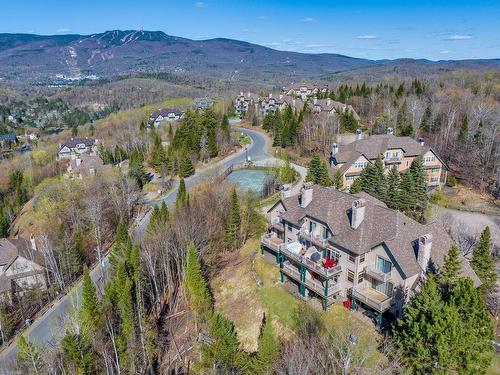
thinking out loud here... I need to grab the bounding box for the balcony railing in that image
[299,228,329,249]
[282,262,341,297]
[260,233,284,253]
[351,288,392,312]
[280,245,341,279]
[364,265,392,283]
[384,156,402,164]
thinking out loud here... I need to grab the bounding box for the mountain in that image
[0,30,498,85]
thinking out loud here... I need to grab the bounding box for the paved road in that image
[0,121,295,372]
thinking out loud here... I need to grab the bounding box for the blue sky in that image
[2,0,499,60]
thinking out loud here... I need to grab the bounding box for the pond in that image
[226,168,276,196]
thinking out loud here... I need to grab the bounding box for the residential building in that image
[194,97,214,111]
[308,97,359,119]
[0,237,47,303]
[67,154,108,178]
[235,92,260,115]
[0,133,18,148]
[283,83,328,100]
[58,137,98,160]
[149,108,184,127]
[261,184,478,317]
[329,132,447,188]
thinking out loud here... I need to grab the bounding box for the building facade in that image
[329,133,447,189]
[58,137,98,160]
[261,184,478,318]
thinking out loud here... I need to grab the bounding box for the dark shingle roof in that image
[61,137,96,149]
[150,108,183,119]
[0,133,17,142]
[277,185,479,283]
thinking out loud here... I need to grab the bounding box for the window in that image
[287,225,292,232]
[357,271,364,284]
[327,248,340,260]
[371,280,393,297]
[347,270,354,283]
[354,162,368,169]
[348,253,356,263]
[425,156,435,163]
[346,175,355,181]
[376,256,392,274]
[321,226,328,239]
[431,168,440,173]
[359,254,365,263]
[309,221,317,234]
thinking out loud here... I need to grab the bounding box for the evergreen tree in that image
[440,244,462,289]
[458,115,469,142]
[207,129,218,158]
[255,314,279,374]
[175,178,187,209]
[168,123,173,140]
[110,219,132,273]
[409,156,428,209]
[149,135,168,172]
[333,170,343,190]
[420,105,432,132]
[184,242,212,318]
[399,171,416,214]
[79,267,100,339]
[60,332,95,374]
[471,226,497,292]
[349,177,362,194]
[226,188,241,249]
[306,154,331,186]
[17,335,43,375]
[386,165,401,210]
[178,151,195,178]
[221,114,230,140]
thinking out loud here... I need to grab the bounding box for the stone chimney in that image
[351,199,366,229]
[387,127,394,135]
[356,129,362,141]
[247,91,251,98]
[327,98,331,106]
[300,183,313,208]
[332,143,339,155]
[279,94,283,100]
[240,91,243,96]
[269,93,273,98]
[313,97,318,104]
[417,234,433,271]
[418,137,424,146]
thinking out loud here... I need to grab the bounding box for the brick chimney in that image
[356,129,362,140]
[332,143,339,155]
[327,98,331,106]
[300,183,313,208]
[351,199,366,229]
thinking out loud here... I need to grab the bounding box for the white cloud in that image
[445,34,472,40]
[57,28,71,33]
[299,17,316,23]
[194,2,206,8]
[356,35,377,39]
[440,50,451,54]
[257,15,269,20]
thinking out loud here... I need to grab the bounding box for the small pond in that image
[226,168,276,196]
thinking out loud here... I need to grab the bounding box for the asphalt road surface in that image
[0,122,290,372]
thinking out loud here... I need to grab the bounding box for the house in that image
[194,97,214,111]
[308,98,360,120]
[329,131,447,188]
[0,237,47,303]
[67,154,107,178]
[0,133,19,148]
[234,92,260,115]
[283,83,328,100]
[58,137,98,160]
[149,108,184,127]
[259,94,295,116]
[261,184,479,317]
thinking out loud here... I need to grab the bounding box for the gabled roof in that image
[276,185,479,283]
[150,108,183,119]
[60,137,96,150]
[0,238,44,269]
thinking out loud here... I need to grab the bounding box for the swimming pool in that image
[226,168,275,196]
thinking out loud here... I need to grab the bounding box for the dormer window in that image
[76,143,86,149]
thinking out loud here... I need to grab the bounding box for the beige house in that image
[308,97,360,119]
[329,133,447,189]
[283,83,328,100]
[67,153,109,178]
[261,184,478,318]
[58,137,98,160]
[0,237,47,303]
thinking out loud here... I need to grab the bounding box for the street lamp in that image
[245,146,248,162]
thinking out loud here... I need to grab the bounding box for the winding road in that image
[0,122,305,373]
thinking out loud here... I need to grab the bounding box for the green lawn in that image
[231,131,252,146]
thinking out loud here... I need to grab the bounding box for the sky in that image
[1,0,499,60]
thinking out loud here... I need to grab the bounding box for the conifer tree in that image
[471,226,497,292]
[440,244,462,289]
[178,151,195,178]
[255,314,279,374]
[159,200,170,223]
[399,172,416,214]
[17,335,43,375]
[349,177,362,194]
[221,114,230,140]
[306,154,332,186]
[60,332,95,374]
[184,242,212,318]
[372,157,387,201]
[175,178,187,209]
[458,114,469,142]
[226,188,241,249]
[207,129,218,158]
[409,156,428,209]
[80,267,100,339]
[110,219,132,273]
[386,165,401,210]
[333,170,343,190]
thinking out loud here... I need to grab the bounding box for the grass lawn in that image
[231,131,252,146]
[487,354,500,375]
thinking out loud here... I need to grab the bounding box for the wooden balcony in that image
[280,245,341,279]
[352,287,392,312]
[270,218,285,232]
[384,156,402,164]
[282,262,341,297]
[364,265,392,283]
[260,233,283,253]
